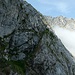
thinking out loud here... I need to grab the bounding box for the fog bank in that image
[53,26,75,56]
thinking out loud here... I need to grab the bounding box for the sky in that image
[26,0,75,18]
[53,26,75,57]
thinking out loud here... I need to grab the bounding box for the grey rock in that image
[45,16,75,30]
[0,0,75,75]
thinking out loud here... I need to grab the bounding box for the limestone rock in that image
[0,0,75,75]
[45,16,75,30]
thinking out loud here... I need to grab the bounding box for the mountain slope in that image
[45,16,75,57]
[45,16,75,30]
[0,0,75,75]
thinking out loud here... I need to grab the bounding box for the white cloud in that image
[53,26,75,57]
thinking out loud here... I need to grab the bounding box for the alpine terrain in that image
[45,16,75,57]
[0,0,75,75]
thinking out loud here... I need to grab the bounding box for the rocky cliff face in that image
[0,0,75,75]
[45,16,75,57]
[45,16,75,30]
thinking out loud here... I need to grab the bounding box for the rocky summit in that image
[0,0,75,75]
[45,16,75,30]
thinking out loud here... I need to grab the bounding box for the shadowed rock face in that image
[0,0,75,75]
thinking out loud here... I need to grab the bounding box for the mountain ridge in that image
[45,16,75,31]
[0,0,75,75]
[45,15,75,57]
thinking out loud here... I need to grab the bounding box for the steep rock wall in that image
[0,0,75,75]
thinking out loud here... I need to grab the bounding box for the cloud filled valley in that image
[53,26,75,57]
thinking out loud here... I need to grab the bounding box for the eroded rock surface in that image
[45,16,75,30]
[0,0,75,75]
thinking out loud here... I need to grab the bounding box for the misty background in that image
[53,26,75,56]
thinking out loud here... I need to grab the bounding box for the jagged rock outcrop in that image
[0,0,75,75]
[45,16,75,30]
